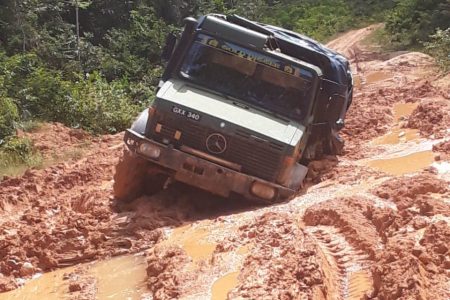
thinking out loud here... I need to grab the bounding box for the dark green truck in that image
[114,14,353,203]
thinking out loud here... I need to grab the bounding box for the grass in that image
[0,137,92,181]
[17,120,44,133]
[0,150,43,180]
[360,25,391,51]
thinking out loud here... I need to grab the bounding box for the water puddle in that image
[365,71,392,84]
[170,224,217,262]
[371,103,420,146]
[393,102,418,121]
[353,74,363,88]
[366,151,435,175]
[92,254,148,299]
[372,128,419,145]
[236,244,251,255]
[211,272,239,300]
[0,254,148,300]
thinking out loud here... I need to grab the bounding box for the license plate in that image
[172,106,201,121]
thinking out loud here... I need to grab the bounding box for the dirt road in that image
[1,26,449,299]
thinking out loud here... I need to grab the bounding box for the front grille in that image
[151,117,284,182]
[227,137,283,181]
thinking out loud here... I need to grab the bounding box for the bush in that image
[0,136,33,158]
[69,72,146,134]
[25,67,72,121]
[0,97,19,141]
[0,136,42,177]
[385,0,450,48]
[261,0,357,42]
[424,28,450,72]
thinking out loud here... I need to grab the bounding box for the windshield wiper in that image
[223,93,290,121]
[232,101,250,110]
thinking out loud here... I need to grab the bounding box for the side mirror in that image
[161,33,177,61]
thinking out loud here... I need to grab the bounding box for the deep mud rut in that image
[1,25,450,300]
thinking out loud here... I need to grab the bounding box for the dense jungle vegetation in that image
[0,0,449,170]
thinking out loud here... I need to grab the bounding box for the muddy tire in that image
[113,148,167,202]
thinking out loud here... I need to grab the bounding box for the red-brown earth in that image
[0,25,449,299]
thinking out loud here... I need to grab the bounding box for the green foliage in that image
[68,73,146,133]
[293,2,355,41]
[0,136,42,178]
[101,6,171,81]
[385,0,450,48]
[24,68,72,121]
[0,136,34,160]
[259,0,374,42]
[424,28,450,71]
[0,97,19,141]
[0,53,148,135]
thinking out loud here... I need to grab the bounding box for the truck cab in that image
[115,14,352,203]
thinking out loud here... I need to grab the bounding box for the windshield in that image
[180,33,316,121]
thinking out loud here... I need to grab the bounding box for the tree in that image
[385,0,450,47]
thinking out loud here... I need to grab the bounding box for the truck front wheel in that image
[113,148,168,202]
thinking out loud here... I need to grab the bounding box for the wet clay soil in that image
[1,25,449,299]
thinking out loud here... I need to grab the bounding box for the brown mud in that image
[1,25,449,299]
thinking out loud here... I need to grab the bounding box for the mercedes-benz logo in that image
[206,133,227,154]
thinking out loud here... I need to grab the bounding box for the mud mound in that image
[306,156,338,183]
[366,175,450,299]
[303,178,450,300]
[372,220,450,300]
[343,80,441,151]
[66,267,97,300]
[342,90,393,143]
[406,100,450,138]
[382,52,435,69]
[19,122,92,160]
[372,174,449,216]
[320,163,383,184]
[306,156,382,184]
[420,221,450,268]
[229,212,326,299]
[304,197,380,258]
[0,137,179,292]
[433,140,450,160]
[434,73,450,95]
[146,246,192,300]
[372,235,431,299]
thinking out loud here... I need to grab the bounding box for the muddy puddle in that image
[366,150,435,175]
[353,74,363,88]
[393,102,418,121]
[372,103,420,146]
[211,272,239,300]
[168,224,217,262]
[365,71,392,84]
[366,102,437,175]
[372,128,419,145]
[0,254,148,300]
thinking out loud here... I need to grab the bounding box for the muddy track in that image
[306,226,372,300]
[0,26,449,299]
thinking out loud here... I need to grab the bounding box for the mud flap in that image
[330,130,344,155]
[285,163,309,191]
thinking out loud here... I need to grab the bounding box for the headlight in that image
[250,181,276,200]
[138,143,161,159]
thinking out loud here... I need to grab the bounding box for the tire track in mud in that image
[306,226,373,300]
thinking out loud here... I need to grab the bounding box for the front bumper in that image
[124,129,296,202]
